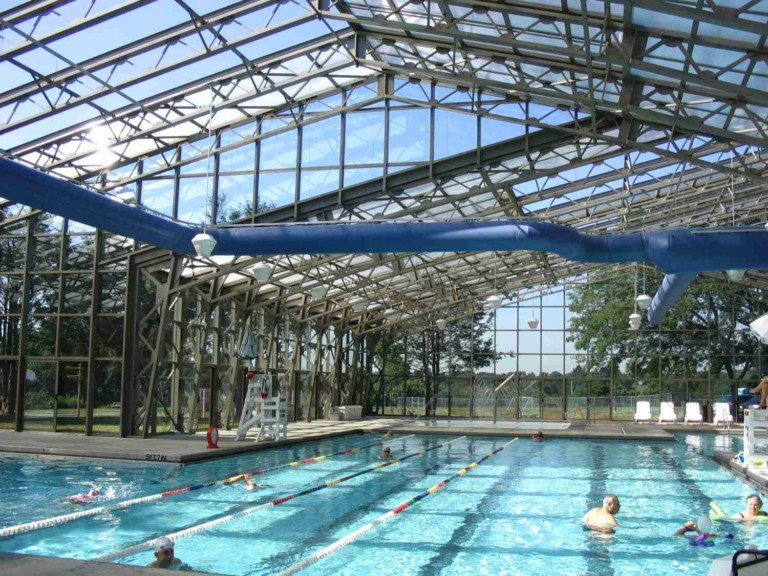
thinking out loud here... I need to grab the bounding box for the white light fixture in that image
[251,263,272,282]
[635,294,652,311]
[486,294,503,310]
[726,269,746,282]
[25,369,36,382]
[351,299,367,313]
[310,285,327,299]
[191,233,217,257]
[435,318,448,330]
[749,313,768,344]
[527,317,539,330]
[628,313,642,331]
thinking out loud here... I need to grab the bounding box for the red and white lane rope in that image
[94,436,465,563]
[0,434,413,538]
[277,438,518,576]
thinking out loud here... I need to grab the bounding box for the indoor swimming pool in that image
[0,432,762,575]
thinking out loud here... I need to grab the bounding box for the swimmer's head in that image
[88,488,101,497]
[603,494,620,513]
[746,494,764,512]
[154,537,174,553]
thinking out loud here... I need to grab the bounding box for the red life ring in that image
[206,426,219,449]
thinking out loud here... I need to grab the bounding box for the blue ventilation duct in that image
[3,156,767,321]
[646,273,698,325]
[0,157,195,253]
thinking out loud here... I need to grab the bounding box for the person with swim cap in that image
[379,446,393,460]
[730,494,768,521]
[148,537,187,570]
[582,494,620,533]
[675,515,721,540]
[383,431,394,438]
[66,487,100,504]
[532,431,545,442]
[223,474,263,491]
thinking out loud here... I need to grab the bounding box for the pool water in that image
[0,432,763,576]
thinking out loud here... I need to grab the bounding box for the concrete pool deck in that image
[0,418,741,463]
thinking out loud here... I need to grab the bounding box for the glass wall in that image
[0,212,127,433]
[367,267,767,422]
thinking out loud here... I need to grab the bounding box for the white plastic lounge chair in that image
[634,401,652,423]
[659,401,678,424]
[684,402,703,425]
[713,402,734,429]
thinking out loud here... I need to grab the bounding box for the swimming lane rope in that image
[0,434,414,538]
[277,437,518,576]
[94,436,466,563]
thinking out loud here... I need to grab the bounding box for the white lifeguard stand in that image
[743,408,768,469]
[235,374,287,442]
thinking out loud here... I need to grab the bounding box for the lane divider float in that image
[278,437,518,576]
[0,434,414,538]
[94,436,466,563]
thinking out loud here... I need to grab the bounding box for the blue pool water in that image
[0,432,764,575]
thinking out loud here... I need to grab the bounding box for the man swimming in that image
[582,494,620,533]
[223,474,263,491]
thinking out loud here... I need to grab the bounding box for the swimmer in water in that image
[582,494,620,534]
[66,487,101,504]
[223,474,264,491]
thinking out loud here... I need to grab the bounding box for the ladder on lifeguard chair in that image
[235,376,267,441]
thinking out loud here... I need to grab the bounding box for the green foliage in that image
[216,196,277,224]
[446,310,497,373]
[567,267,765,382]
[25,389,54,409]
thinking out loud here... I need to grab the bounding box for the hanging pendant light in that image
[310,285,327,299]
[635,294,652,311]
[628,313,642,331]
[526,303,539,329]
[486,294,503,310]
[191,233,216,257]
[726,269,746,282]
[251,263,272,282]
[435,318,448,330]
